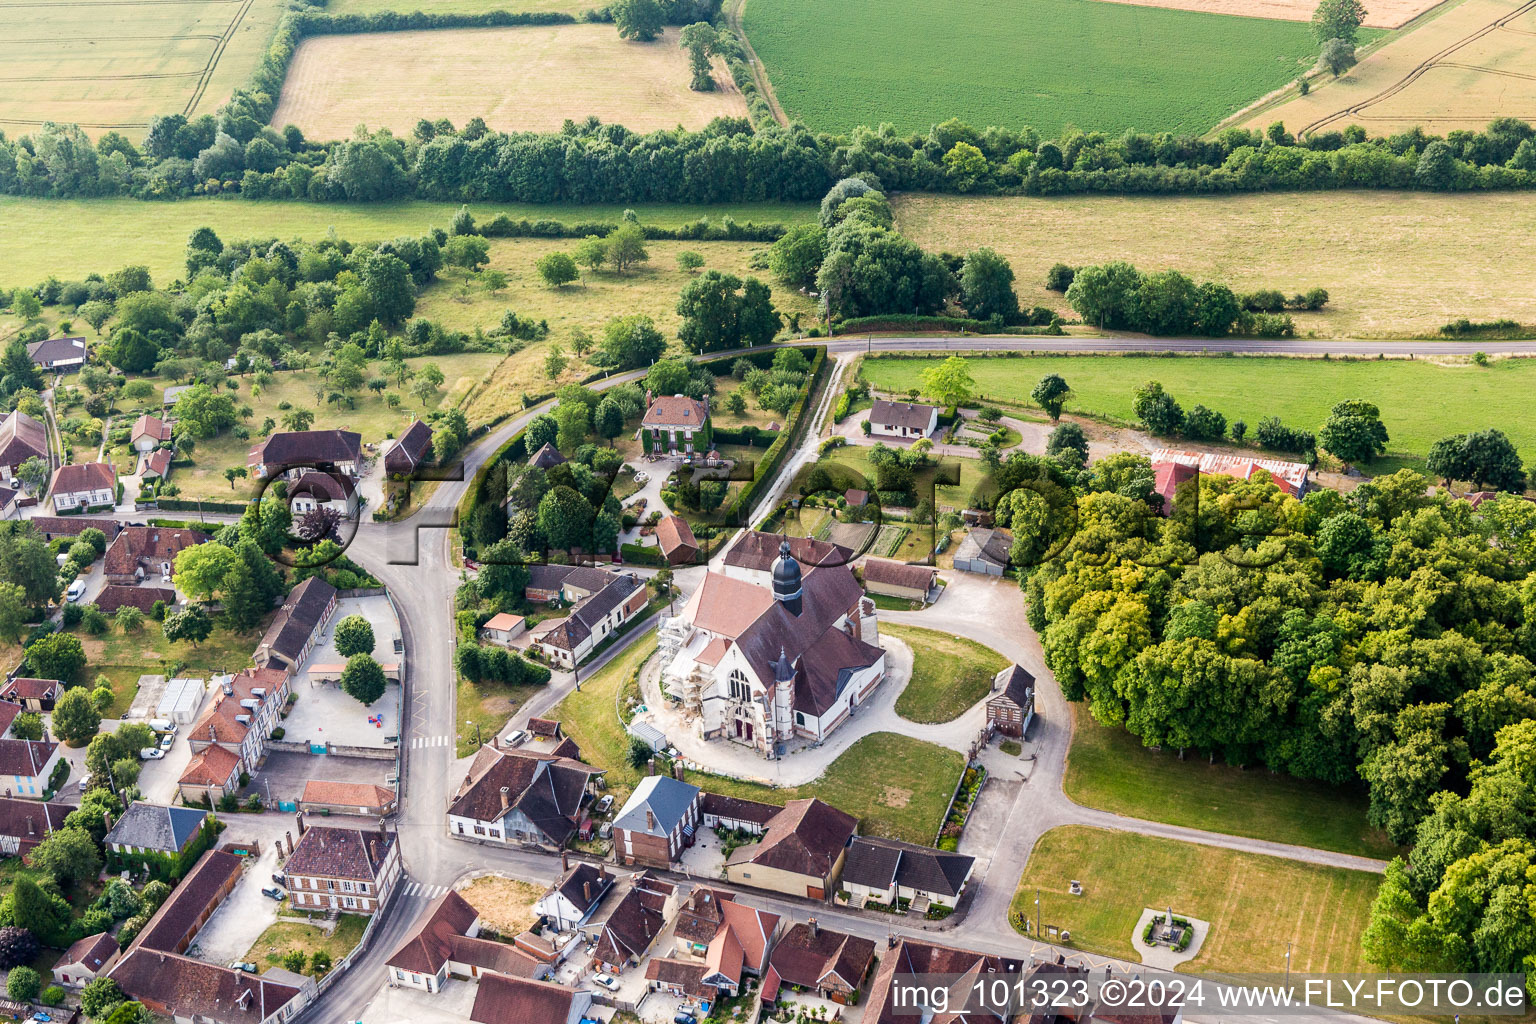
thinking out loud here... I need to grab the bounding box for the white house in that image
[868,399,938,439]
[130,414,173,454]
[286,470,358,516]
[535,859,613,932]
[26,336,88,372]
[53,933,120,988]
[839,836,975,913]
[49,462,116,512]
[386,890,549,993]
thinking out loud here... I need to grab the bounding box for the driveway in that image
[188,843,284,965]
[617,455,683,547]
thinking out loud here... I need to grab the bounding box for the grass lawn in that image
[745,0,1330,137]
[892,191,1536,338]
[886,624,1007,724]
[1065,707,1397,859]
[457,876,544,937]
[0,197,813,285]
[68,619,266,719]
[1012,826,1380,973]
[244,913,368,975]
[457,676,541,758]
[556,630,963,843]
[859,352,1536,466]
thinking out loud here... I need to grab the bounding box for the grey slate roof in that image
[613,775,699,838]
[105,802,210,853]
[993,664,1035,707]
[841,836,974,899]
[955,528,1011,568]
[869,399,936,432]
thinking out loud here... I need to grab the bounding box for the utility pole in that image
[1285,941,1292,986]
[466,719,481,748]
[1035,889,1041,937]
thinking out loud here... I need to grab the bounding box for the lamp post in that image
[466,719,481,748]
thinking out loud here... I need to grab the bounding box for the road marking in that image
[409,735,451,748]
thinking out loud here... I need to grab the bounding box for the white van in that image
[65,580,86,602]
[148,719,177,735]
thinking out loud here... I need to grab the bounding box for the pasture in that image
[269,24,747,139]
[0,0,286,138]
[892,191,1536,337]
[1245,0,1535,134]
[743,0,1322,136]
[0,196,813,284]
[1090,0,1443,29]
[858,352,1536,465]
[1013,826,1380,973]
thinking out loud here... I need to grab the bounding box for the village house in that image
[283,820,402,915]
[0,739,62,799]
[386,890,547,992]
[383,419,434,478]
[27,516,120,543]
[177,744,241,805]
[952,527,1011,576]
[612,774,702,868]
[130,414,174,454]
[185,666,292,777]
[0,410,47,485]
[527,442,567,470]
[26,336,87,372]
[642,393,710,454]
[471,972,593,1024]
[868,399,938,440]
[0,795,73,856]
[1150,448,1310,509]
[253,576,339,672]
[860,558,938,603]
[103,525,208,584]
[139,447,173,485]
[93,584,175,616]
[644,957,716,1013]
[104,803,212,871]
[761,919,876,1005]
[700,792,779,836]
[660,541,883,758]
[247,428,363,480]
[479,612,526,647]
[655,514,700,565]
[669,889,779,997]
[534,857,613,931]
[863,938,1025,1024]
[839,836,975,913]
[448,737,603,849]
[299,780,398,817]
[48,461,116,512]
[986,664,1035,738]
[0,677,62,712]
[286,469,358,515]
[53,932,119,989]
[0,485,17,520]
[522,565,648,666]
[590,870,678,975]
[725,798,857,900]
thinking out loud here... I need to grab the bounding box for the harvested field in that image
[457,876,543,936]
[270,24,747,139]
[891,191,1536,337]
[0,0,286,137]
[1091,0,1446,29]
[327,0,589,13]
[1244,0,1536,134]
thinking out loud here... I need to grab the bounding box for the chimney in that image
[103,810,113,833]
[583,881,593,904]
[598,864,608,883]
[209,723,217,743]
[26,816,35,837]
[561,850,570,872]
[370,838,379,864]
[378,816,387,837]
[296,811,306,836]
[285,830,294,855]
[500,786,511,813]
[672,760,683,781]
[646,809,656,832]
[809,917,818,938]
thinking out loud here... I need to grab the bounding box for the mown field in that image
[270,25,747,139]
[886,624,1008,724]
[859,352,1536,466]
[1013,826,1380,973]
[744,0,1324,136]
[1245,0,1534,135]
[0,196,814,284]
[0,0,287,138]
[892,191,1536,338]
[326,0,590,13]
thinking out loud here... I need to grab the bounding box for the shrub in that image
[1045,263,1075,292]
[0,927,40,968]
[40,985,65,1007]
[7,965,41,1003]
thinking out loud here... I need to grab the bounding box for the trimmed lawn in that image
[72,619,267,718]
[0,197,814,284]
[1012,826,1380,973]
[886,624,1007,724]
[555,630,963,843]
[244,913,368,975]
[1065,707,1398,860]
[859,352,1536,466]
[456,675,541,758]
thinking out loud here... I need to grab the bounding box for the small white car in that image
[596,795,614,814]
[159,733,174,751]
[140,747,165,760]
[65,580,85,602]
[593,974,620,992]
[78,772,91,791]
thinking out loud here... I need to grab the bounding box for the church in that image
[658,537,885,759]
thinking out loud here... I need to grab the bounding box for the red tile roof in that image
[131,415,173,444]
[300,781,396,811]
[286,825,395,881]
[727,798,855,879]
[471,972,579,1024]
[179,745,240,787]
[642,395,708,429]
[0,678,60,701]
[50,461,115,496]
[103,526,208,578]
[386,890,480,976]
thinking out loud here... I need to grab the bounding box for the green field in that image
[859,353,1536,465]
[744,0,1328,136]
[324,0,590,14]
[886,624,1008,724]
[556,631,964,842]
[1066,708,1397,859]
[0,197,815,285]
[1013,826,1380,973]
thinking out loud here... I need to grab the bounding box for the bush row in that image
[724,346,827,524]
[475,215,785,242]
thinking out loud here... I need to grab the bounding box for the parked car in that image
[593,974,620,992]
[272,873,286,886]
[140,747,165,760]
[674,1014,696,1024]
[78,772,91,791]
[596,795,614,814]
[230,961,257,973]
[504,730,528,747]
[31,1012,52,1022]
[261,887,284,901]
[158,732,174,751]
[598,822,613,839]
[65,579,85,602]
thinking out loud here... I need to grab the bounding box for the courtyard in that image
[284,594,404,750]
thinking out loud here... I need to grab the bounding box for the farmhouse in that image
[0,796,73,856]
[861,558,937,602]
[655,514,700,565]
[448,737,603,849]
[761,920,875,1004]
[0,410,47,483]
[26,336,88,371]
[952,527,1011,576]
[840,836,975,912]
[49,461,116,512]
[53,932,120,989]
[387,890,547,992]
[248,429,363,480]
[0,739,62,799]
[725,798,857,899]
[590,870,678,974]
[253,575,339,672]
[130,414,174,453]
[986,664,1035,738]
[384,419,434,477]
[299,780,398,816]
[283,820,402,914]
[869,399,937,440]
[659,541,884,758]
[612,774,702,868]
[642,393,710,454]
[1151,448,1309,502]
[0,677,62,711]
[522,565,648,666]
[535,859,613,931]
[103,525,208,584]
[27,515,120,542]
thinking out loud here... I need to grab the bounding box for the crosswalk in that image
[409,735,452,749]
[402,880,450,900]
